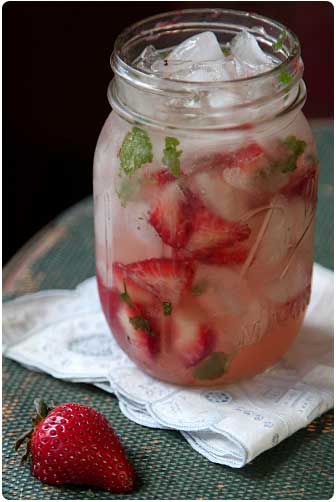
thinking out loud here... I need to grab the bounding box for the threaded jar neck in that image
[109,8,306,132]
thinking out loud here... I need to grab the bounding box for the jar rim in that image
[109,8,305,131]
[112,7,301,88]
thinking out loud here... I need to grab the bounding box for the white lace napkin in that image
[3,263,333,467]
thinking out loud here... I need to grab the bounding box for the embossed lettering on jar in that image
[93,9,319,385]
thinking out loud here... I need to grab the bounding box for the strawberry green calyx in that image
[14,399,56,464]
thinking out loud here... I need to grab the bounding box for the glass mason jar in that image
[93,9,319,386]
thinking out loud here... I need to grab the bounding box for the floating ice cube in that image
[263,260,310,304]
[169,31,225,63]
[170,60,233,82]
[231,30,275,70]
[190,171,250,221]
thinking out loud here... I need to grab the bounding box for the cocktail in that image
[94,9,318,385]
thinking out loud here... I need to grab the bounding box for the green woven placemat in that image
[3,123,334,500]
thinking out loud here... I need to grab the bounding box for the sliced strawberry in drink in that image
[122,258,194,304]
[221,142,288,195]
[186,205,250,257]
[113,262,156,307]
[117,301,159,357]
[197,244,249,265]
[230,143,265,169]
[149,182,192,248]
[277,285,311,323]
[171,306,215,367]
[281,166,318,206]
[148,169,178,186]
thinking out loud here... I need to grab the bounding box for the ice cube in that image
[171,60,233,82]
[250,195,307,275]
[169,31,225,63]
[263,260,310,304]
[193,265,249,318]
[239,298,269,347]
[231,30,274,68]
[136,45,163,73]
[190,171,250,221]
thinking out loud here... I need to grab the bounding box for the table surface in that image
[3,122,334,500]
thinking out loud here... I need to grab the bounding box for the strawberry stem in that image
[14,430,33,452]
[34,399,49,420]
[14,399,56,464]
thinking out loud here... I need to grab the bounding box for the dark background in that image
[3,1,333,264]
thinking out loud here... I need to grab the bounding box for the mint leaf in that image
[222,46,231,56]
[272,30,287,51]
[162,301,172,316]
[193,352,233,380]
[116,177,139,207]
[162,137,182,178]
[119,127,153,176]
[119,280,133,306]
[284,135,306,157]
[129,315,155,337]
[274,135,307,173]
[279,69,292,86]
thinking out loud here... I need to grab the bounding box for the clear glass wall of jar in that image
[93,9,319,385]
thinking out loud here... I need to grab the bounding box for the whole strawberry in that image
[15,399,135,492]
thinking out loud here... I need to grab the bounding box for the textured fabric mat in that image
[2,122,334,500]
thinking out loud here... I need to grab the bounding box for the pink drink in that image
[94,10,319,385]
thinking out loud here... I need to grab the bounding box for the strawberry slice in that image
[281,166,318,206]
[189,143,265,175]
[113,262,156,307]
[171,306,215,367]
[122,258,194,304]
[231,143,265,170]
[221,142,287,195]
[148,169,177,186]
[277,285,311,323]
[149,182,191,248]
[186,206,250,258]
[117,301,159,357]
[196,244,249,265]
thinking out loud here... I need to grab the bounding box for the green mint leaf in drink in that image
[284,135,307,157]
[162,301,172,316]
[193,352,234,380]
[129,315,155,337]
[116,177,137,207]
[222,45,231,56]
[274,135,307,173]
[162,136,182,178]
[119,280,133,306]
[279,69,292,85]
[272,30,287,51]
[281,136,306,173]
[119,127,153,176]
